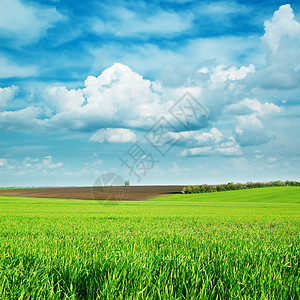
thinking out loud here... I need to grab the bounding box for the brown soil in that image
[0,186,184,201]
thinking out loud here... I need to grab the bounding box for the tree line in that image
[181,180,300,194]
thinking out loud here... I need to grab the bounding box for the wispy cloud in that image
[0,0,65,45]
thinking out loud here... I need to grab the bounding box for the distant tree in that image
[192,185,200,193]
[181,180,299,194]
[210,185,217,192]
[199,185,206,193]
[217,185,226,192]
[186,186,193,194]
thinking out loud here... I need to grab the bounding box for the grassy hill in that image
[153,186,300,203]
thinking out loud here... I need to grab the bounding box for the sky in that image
[0,0,300,187]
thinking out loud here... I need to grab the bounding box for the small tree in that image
[186,186,192,194]
[199,185,205,193]
[192,185,200,193]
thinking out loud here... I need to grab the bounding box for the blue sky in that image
[0,0,300,186]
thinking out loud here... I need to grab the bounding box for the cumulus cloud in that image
[0,2,296,154]
[168,128,223,147]
[178,128,242,157]
[22,156,63,170]
[19,156,63,178]
[233,98,281,146]
[0,106,43,132]
[234,115,269,146]
[255,4,300,90]
[0,86,18,108]
[1,156,63,176]
[180,142,242,157]
[0,0,65,44]
[215,143,242,156]
[0,56,283,156]
[43,63,165,131]
[40,156,63,169]
[262,4,300,52]
[0,63,205,133]
[227,98,281,116]
[209,64,255,87]
[89,128,136,143]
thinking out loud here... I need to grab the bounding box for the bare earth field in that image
[0,186,184,201]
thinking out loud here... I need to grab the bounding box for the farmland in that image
[0,186,184,201]
[0,187,299,299]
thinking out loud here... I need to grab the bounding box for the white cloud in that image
[39,156,63,170]
[43,63,165,131]
[254,150,264,159]
[254,4,300,90]
[196,1,248,15]
[0,58,37,78]
[235,114,269,146]
[0,0,65,44]
[0,63,203,133]
[0,3,296,155]
[89,128,136,143]
[90,34,259,88]
[0,158,13,170]
[92,159,103,166]
[180,146,213,157]
[0,106,43,132]
[268,157,277,163]
[92,9,193,37]
[89,5,299,93]
[168,128,223,147]
[209,64,255,87]
[1,156,63,176]
[45,86,85,113]
[215,136,243,156]
[0,158,8,167]
[262,4,300,52]
[233,98,281,146]
[178,128,242,157]
[242,98,281,117]
[0,86,18,108]
[228,98,281,117]
[181,141,242,157]
[169,162,190,174]
[22,156,63,173]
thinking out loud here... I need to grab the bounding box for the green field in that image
[0,187,299,299]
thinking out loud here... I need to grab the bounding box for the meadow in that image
[0,187,299,299]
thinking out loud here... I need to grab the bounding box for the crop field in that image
[0,187,299,299]
[0,186,184,201]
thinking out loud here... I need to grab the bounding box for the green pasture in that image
[0,187,299,299]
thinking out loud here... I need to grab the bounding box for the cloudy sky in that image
[0,0,300,186]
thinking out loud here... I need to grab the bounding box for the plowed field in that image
[0,186,184,201]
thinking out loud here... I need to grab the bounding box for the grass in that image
[0,187,299,299]
[154,186,300,203]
